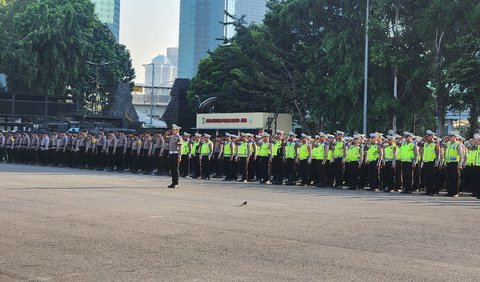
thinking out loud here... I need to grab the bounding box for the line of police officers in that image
[1,127,479,197]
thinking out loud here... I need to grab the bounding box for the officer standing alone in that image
[167,124,183,188]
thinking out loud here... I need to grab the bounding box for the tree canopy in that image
[0,0,134,111]
[188,0,480,136]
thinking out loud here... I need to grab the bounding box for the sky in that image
[119,0,180,83]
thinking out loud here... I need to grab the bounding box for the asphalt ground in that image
[0,163,479,281]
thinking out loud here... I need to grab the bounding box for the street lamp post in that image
[363,0,370,135]
[86,60,110,113]
[142,63,156,125]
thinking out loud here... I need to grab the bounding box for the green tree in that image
[0,0,134,111]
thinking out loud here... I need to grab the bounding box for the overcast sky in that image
[119,0,180,83]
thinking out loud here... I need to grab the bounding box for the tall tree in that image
[0,0,134,110]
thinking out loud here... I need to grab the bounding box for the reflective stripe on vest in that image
[367,145,379,162]
[423,143,436,162]
[223,141,232,157]
[400,143,414,162]
[200,141,212,155]
[273,141,282,157]
[285,142,296,159]
[385,145,395,160]
[346,146,360,162]
[298,144,309,160]
[334,141,344,158]
[445,142,459,163]
[238,142,248,157]
[311,143,325,160]
[258,143,270,157]
[181,141,189,155]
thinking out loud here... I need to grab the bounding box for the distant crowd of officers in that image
[0,128,479,198]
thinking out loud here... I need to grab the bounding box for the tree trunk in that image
[467,101,479,138]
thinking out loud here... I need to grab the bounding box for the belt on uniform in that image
[169,151,179,154]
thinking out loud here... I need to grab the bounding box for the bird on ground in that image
[238,201,247,207]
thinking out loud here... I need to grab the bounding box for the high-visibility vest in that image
[476,147,480,166]
[327,149,333,162]
[181,141,189,155]
[423,143,436,162]
[223,141,232,157]
[367,144,379,162]
[192,141,200,156]
[298,143,309,160]
[466,149,476,166]
[333,141,344,158]
[285,141,296,159]
[346,146,360,162]
[200,140,212,155]
[273,140,282,157]
[257,142,270,157]
[400,142,415,162]
[238,142,248,157]
[384,145,395,160]
[311,143,325,160]
[445,142,460,163]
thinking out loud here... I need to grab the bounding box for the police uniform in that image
[236,134,251,182]
[284,132,298,185]
[200,134,214,179]
[167,124,182,188]
[443,131,465,197]
[399,132,418,194]
[180,133,191,177]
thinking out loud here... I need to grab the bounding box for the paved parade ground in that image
[0,163,479,281]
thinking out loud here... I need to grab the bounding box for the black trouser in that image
[6,148,13,162]
[223,156,232,180]
[423,162,435,194]
[248,156,256,181]
[368,161,380,190]
[142,149,151,173]
[383,161,395,190]
[312,160,322,185]
[201,155,211,178]
[445,162,460,196]
[238,157,248,181]
[95,148,105,169]
[401,161,413,193]
[125,148,132,170]
[346,162,359,189]
[169,153,180,185]
[161,150,169,173]
[259,156,270,182]
[107,147,115,170]
[395,161,403,190]
[115,147,125,171]
[213,154,221,176]
[86,148,95,168]
[130,152,139,173]
[180,155,189,177]
[299,159,309,185]
[231,157,238,180]
[285,158,295,184]
[191,156,200,178]
[333,158,344,187]
[40,150,49,165]
[0,147,4,162]
[153,148,161,173]
[272,156,283,184]
[474,167,480,197]
[464,166,475,193]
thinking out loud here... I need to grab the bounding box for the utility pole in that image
[142,63,155,125]
[363,0,370,135]
[86,60,110,113]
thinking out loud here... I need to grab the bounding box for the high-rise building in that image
[167,48,179,68]
[177,0,225,79]
[91,0,120,41]
[144,55,177,88]
[234,0,267,25]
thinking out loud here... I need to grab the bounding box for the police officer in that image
[311,133,328,187]
[257,133,273,184]
[106,131,117,171]
[166,124,183,188]
[199,133,214,180]
[141,132,152,174]
[345,135,363,190]
[130,133,142,174]
[420,130,440,196]
[116,131,127,172]
[272,130,285,185]
[400,132,418,194]
[382,135,397,192]
[297,134,312,186]
[333,131,346,188]
[221,133,235,181]
[366,133,383,192]
[443,131,465,197]
[180,132,191,177]
[236,133,251,182]
[190,133,201,178]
